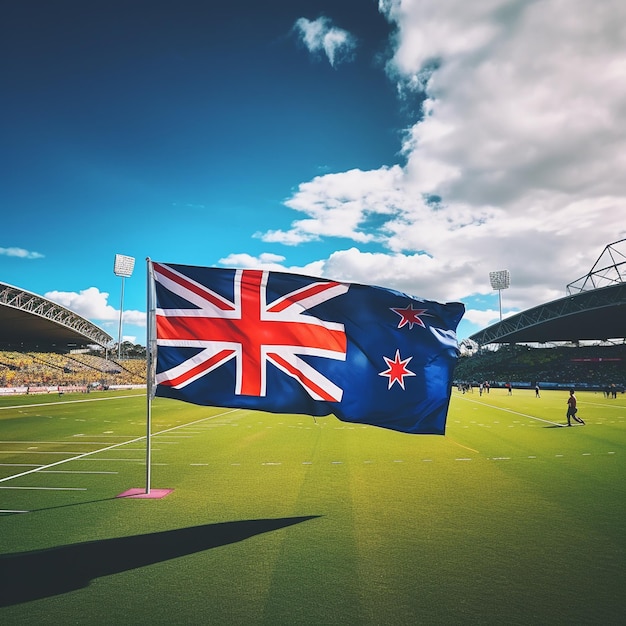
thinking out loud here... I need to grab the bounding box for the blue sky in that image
[2,0,625,347]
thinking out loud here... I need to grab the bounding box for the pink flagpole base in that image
[116,488,173,499]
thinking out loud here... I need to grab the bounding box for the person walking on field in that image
[566,389,585,426]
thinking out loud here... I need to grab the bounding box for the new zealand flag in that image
[152,262,464,434]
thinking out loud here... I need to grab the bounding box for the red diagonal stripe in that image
[269,352,338,402]
[159,349,235,387]
[268,281,343,313]
[155,263,235,311]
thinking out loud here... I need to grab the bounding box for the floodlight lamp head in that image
[489,269,510,291]
[114,254,136,278]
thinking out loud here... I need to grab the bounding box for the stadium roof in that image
[469,240,626,346]
[469,283,626,345]
[0,281,113,349]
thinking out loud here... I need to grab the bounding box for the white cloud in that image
[262,0,626,320]
[45,287,145,327]
[219,252,288,270]
[0,246,44,259]
[294,16,357,67]
[219,252,326,279]
[463,308,505,329]
[260,166,405,245]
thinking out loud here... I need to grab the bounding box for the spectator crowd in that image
[453,344,625,392]
[0,350,146,389]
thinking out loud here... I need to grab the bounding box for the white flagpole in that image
[145,257,156,494]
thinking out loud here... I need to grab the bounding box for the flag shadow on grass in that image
[0,515,320,606]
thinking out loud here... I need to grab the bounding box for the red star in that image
[379,349,416,390]
[391,304,430,329]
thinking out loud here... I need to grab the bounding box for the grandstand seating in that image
[453,344,626,390]
[0,350,146,389]
[2,345,624,393]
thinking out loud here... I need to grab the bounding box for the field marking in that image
[0,440,120,445]
[81,458,144,462]
[446,437,480,454]
[456,395,564,426]
[40,470,118,474]
[74,434,140,438]
[0,463,43,467]
[0,394,143,411]
[0,451,89,455]
[0,408,239,485]
[0,486,87,491]
[580,401,626,409]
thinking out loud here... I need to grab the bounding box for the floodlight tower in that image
[489,269,510,322]
[113,254,136,359]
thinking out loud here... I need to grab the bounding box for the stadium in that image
[2,240,624,396]
[455,239,626,392]
[0,282,146,393]
[0,243,624,624]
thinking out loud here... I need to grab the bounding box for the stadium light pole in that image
[114,254,136,360]
[489,269,510,322]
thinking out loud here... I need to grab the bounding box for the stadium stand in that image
[459,240,626,391]
[0,350,146,390]
[0,281,146,393]
[453,343,626,391]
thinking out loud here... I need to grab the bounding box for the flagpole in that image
[115,259,171,500]
[145,257,156,494]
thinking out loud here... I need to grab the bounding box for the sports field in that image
[1,387,624,624]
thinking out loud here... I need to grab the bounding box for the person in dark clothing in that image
[566,389,585,426]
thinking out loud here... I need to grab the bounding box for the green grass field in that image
[1,388,624,625]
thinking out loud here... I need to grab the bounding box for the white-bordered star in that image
[379,349,416,390]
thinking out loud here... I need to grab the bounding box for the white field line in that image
[580,401,626,409]
[0,394,143,411]
[39,470,118,474]
[0,408,239,485]
[0,464,43,467]
[0,440,142,445]
[0,486,86,491]
[74,435,141,438]
[81,458,144,462]
[456,394,564,426]
[0,451,79,455]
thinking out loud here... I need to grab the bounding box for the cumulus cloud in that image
[219,252,288,270]
[0,246,44,259]
[219,252,326,278]
[263,0,626,323]
[294,16,357,67]
[45,287,145,327]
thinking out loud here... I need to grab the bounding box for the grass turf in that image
[0,387,624,624]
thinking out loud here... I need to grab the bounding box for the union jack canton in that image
[152,262,464,434]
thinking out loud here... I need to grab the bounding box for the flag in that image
[151,262,464,434]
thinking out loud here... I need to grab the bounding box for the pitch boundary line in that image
[456,395,564,426]
[0,394,143,411]
[0,486,87,491]
[0,408,239,485]
[0,440,134,445]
